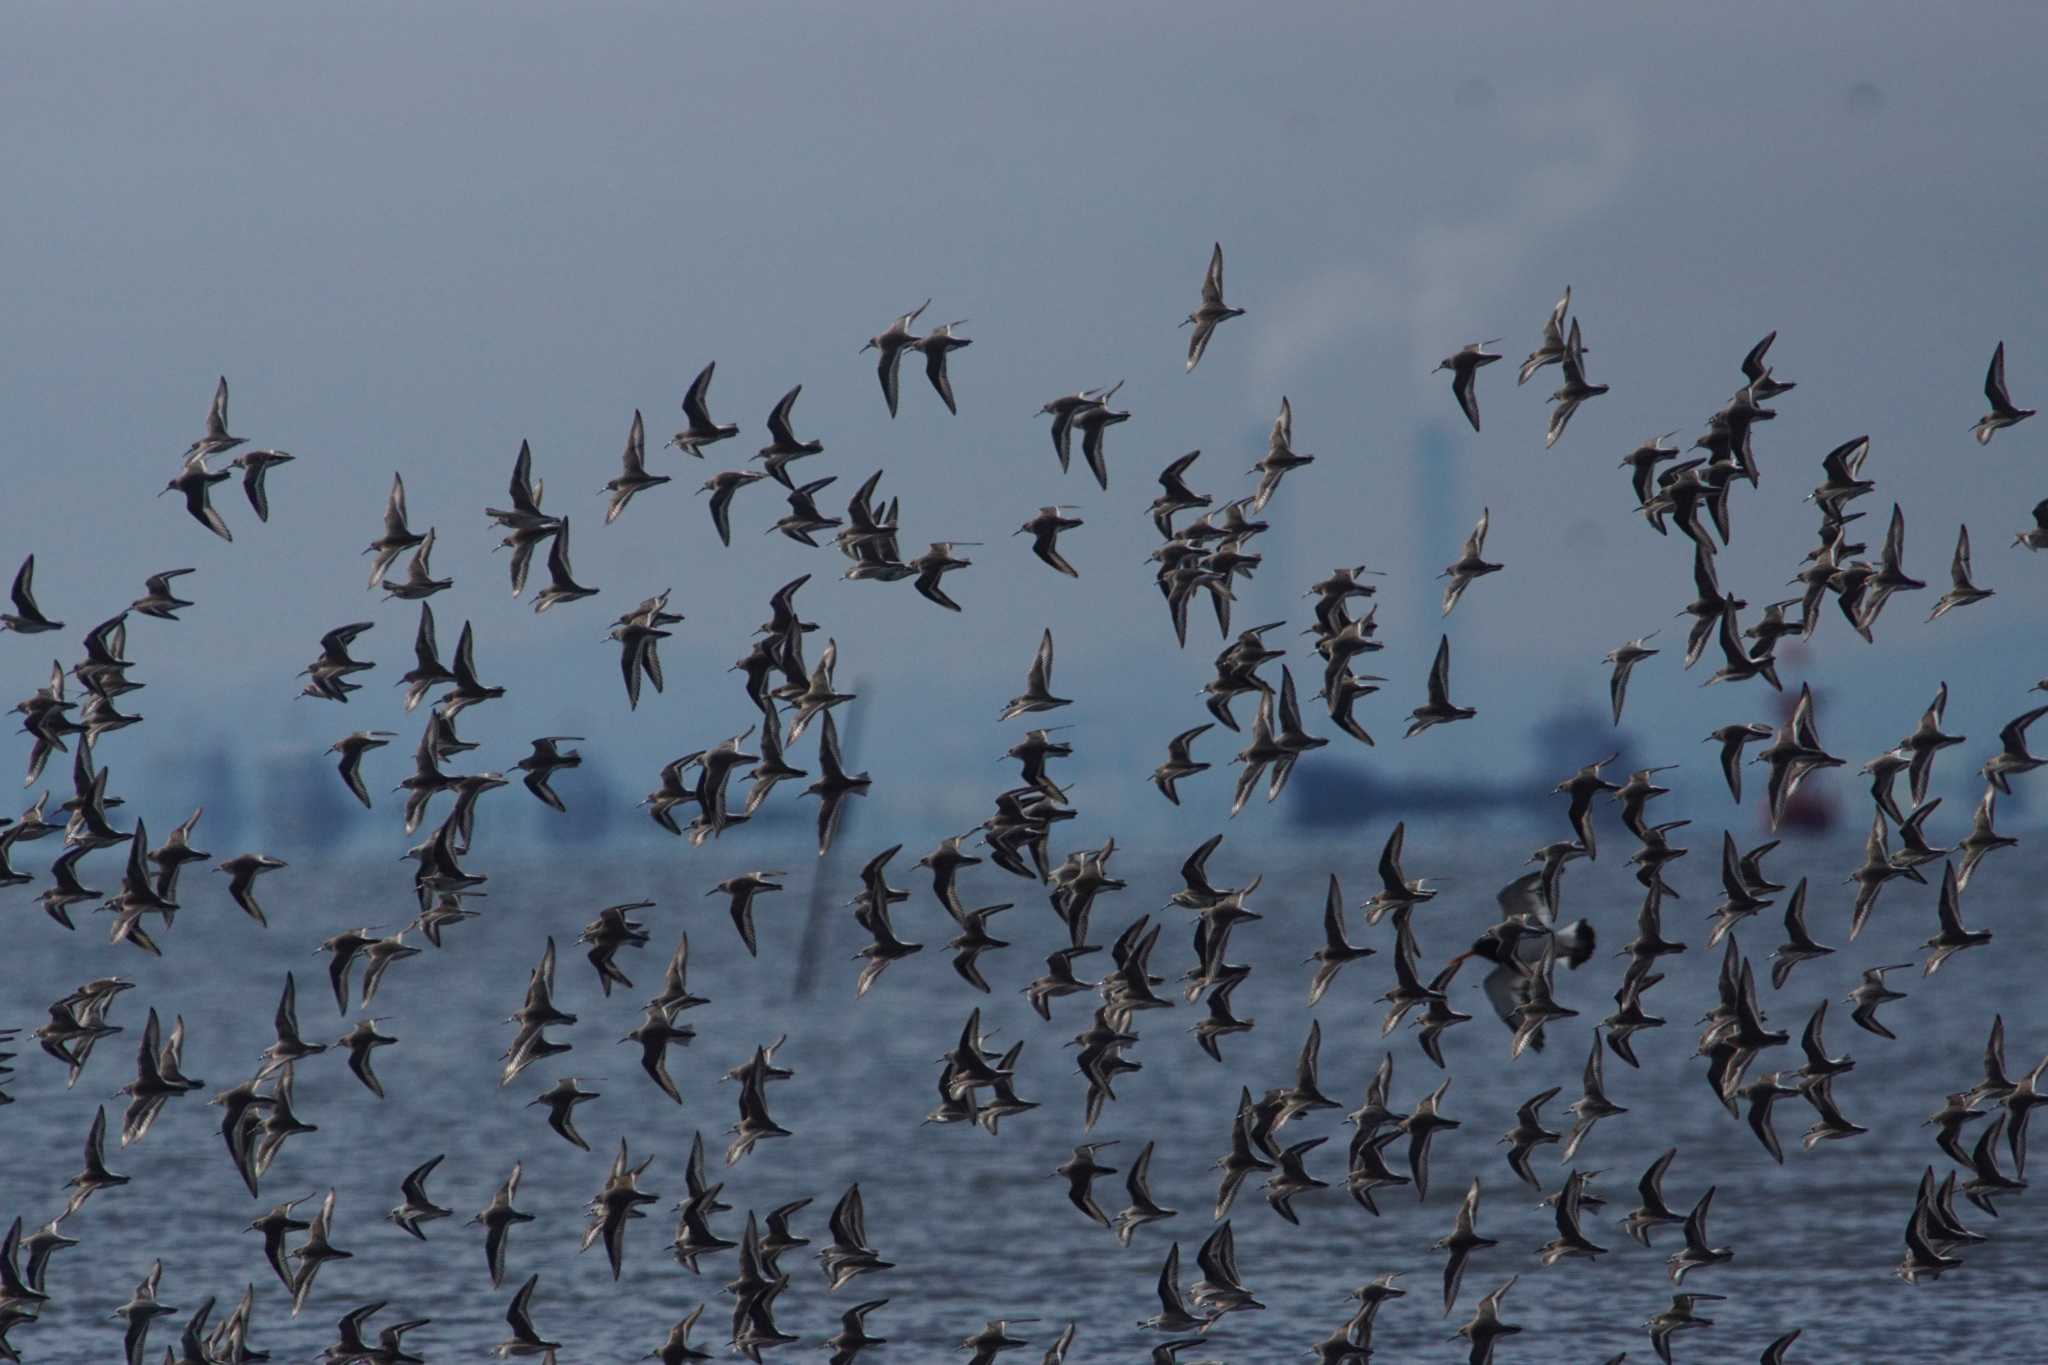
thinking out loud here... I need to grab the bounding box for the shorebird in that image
[3,555,64,634]
[1555,754,1619,858]
[610,615,673,713]
[1452,1276,1520,1365]
[861,301,929,417]
[386,1154,451,1239]
[128,566,196,621]
[486,439,557,534]
[1397,1077,1460,1200]
[1621,432,1681,518]
[63,1105,131,1217]
[1363,821,1436,925]
[1740,329,1796,396]
[256,972,326,1080]
[1305,873,1374,1005]
[1143,723,1208,806]
[1437,340,1503,432]
[1758,683,1844,830]
[1113,1139,1178,1247]
[1957,786,2018,889]
[1440,508,1502,616]
[288,1189,352,1317]
[1055,1141,1119,1227]
[1188,1221,1262,1317]
[1545,318,1606,447]
[1249,396,1312,512]
[911,319,972,413]
[785,637,854,744]
[242,1193,312,1296]
[1002,629,1071,721]
[182,376,246,463]
[1763,879,1832,989]
[1139,1242,1215,1334]
[112,1258,176,1365]
[531,1074,599,1149]
[697,469,764,547]
[1972,340,2035,444]
[1210,1091,1275,1219]
[772,474,843,546]
[1702,723,1769,803]
[619,1001,693,1105]
[394,600,461,711]
[1018,506,1084,577]
[1519,287,1573,384]
[1499,1086,1562,1189]
[494,1273,562,1361]
[2015,497,2048,551]
[470,1162,535,1289]
[231,448,294,521]
[333,1015,395,1096]
[711,872,786,958]
[382,526,452,601]
[1036,386,1111,474]
[819,1183,892,1291]
[319,926,381,1015]
[1264,1134,1329,1224]
[1603,634,1659,724]
[1801,1072,1869,1151]
[1435,1177,1496,1313]
[364,473,427,588]
[1538,1167,1608,1264]
[329,730,396,809]
[532,516,598,612]
[1562,1031,1627,1161]
[1859,502,1927,630]
[1182,243,1244,373]
[511,735,582,813]
[754,384,825,486]
[901,540,970,609]
[1923,861,1993,975]
[1619,1147,1686,1247]
[947,902,1012,993]
[602,410,669,523]
[1406,635,1476,736]
[1073,381,1131,490]
[1928,524,1994,620]
[1646,1293,1725,1364]
[960,1318,1037,1365]
[1963,1115,2026,1215]
[1149,450,1212,537]
[1847,963,1911,1039]
[1981,702,2048,793]
[1666,1185,1731,1284]
[163,457,234,541]
[666,362,738,457]
[821,1299,887,1363]
[803,711,870,857]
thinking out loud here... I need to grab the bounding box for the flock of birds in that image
[2,240,2046,1365]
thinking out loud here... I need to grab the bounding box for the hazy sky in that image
[5,3,2045,843]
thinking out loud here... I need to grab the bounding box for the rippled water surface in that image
[4,836,2045,1363]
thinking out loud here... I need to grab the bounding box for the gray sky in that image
[5,2,2045,842]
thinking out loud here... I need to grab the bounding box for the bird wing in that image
[1986,341,2010,409]
[682,362,718,428]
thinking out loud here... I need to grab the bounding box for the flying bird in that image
[1182,243,1244,372]
[861,301,930,417]
[1973,341,2035,444]
[1437,340,1503,432]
